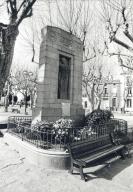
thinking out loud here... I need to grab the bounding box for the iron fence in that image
[110,118,128,135]
[7,116,129,150]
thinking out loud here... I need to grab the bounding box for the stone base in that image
[4,133,71,170]
[32,104,84,122]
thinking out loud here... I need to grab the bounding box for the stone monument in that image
[32,26,84,122]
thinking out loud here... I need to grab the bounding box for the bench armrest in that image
[73,159,86,167]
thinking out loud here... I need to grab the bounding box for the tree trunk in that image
[0,25,18,93]
[4,95,9,112]
[4,83,10,112]
[24,92,27,114]
[30,93,34,109]
[97,99,101,110]
[91,84,95,111]
[123,98,126,113]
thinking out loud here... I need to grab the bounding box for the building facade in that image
[82,80,122,113]
[82,73,133,113]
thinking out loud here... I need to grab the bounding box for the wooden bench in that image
[67,135,127,181]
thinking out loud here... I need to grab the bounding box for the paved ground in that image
[114,113,133,128]
[1,135,133,192]
[0,106,32,124]
[1,111,133,191]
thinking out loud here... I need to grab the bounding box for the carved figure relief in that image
[58,54,71,100]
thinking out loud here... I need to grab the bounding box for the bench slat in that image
[68,132,127,181]
[72,143,112,159]
[77,145,124,165]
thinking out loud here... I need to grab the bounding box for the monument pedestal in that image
[33,104,84,122]
[32,26,84,122]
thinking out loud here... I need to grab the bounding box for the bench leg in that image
[124,146,132,158]
[120,147,127,159]
[79,166,85,181]
[68,159,74,174]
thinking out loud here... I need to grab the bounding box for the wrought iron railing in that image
[7,116,129,151]
[110,118,128,135]
[7,116,32,129]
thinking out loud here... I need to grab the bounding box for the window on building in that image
[127,99,132,108]
[58,54,71,99]
[112,98,116,107]
[126,76,132,86]
[104,87,108,95]
[105,87,107,94]
[85,101,87,108]
[127,87,132,95]
[82,93,87,97]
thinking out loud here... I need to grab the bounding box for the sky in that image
[0,0,124,79]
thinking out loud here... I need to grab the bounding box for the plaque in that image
[62,103,70,117]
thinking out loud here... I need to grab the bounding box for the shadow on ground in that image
[70,154,133,182]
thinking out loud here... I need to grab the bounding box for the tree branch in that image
[124,29,133,43]
[121,7,126,24]
[16,0,36,26]
[17,0,26,13]
[120,64,133,70]
[0,23,8,28]
[7,0,17,16]
[112,36,133,52]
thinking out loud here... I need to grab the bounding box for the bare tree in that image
[17,1,113,113]
[100,0,133,70]
[3,74,15,112]
[21,1,108,69]
[82,62,110,111]
[121,71,133,112]
[46,0,107,62]
[0,0,37,93]
[13,69,37,114]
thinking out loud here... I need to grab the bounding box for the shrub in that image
[72,115,86,127]
[29,118,74,143]
[84,109,114,127]
[26,120,53,140]
[52,118,74,142]
[31,120,53,132]
[53,118,73,129]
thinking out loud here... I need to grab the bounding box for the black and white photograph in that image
[0,0,133,191]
